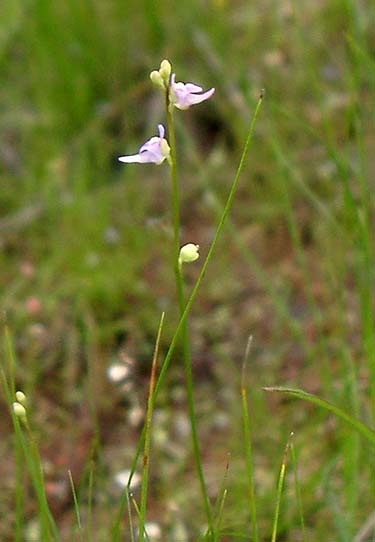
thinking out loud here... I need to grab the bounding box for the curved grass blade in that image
[264,387,375,446]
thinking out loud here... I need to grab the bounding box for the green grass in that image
[1,0,375,540]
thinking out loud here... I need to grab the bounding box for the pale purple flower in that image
[118,124,170,165]
[170,73,215,110]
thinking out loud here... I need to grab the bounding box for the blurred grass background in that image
[1,0,375,540]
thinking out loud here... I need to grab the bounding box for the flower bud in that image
[159,59,171,83]
[150,60,172,90]
[179,243,200,265]
[150,70,164,89]
[13,402,27,420]
[15,390,27,406]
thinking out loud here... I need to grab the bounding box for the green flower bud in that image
[179,243,200,265]
[159,59,172,83]
[13,402,27,420]
[15,390,27,406]
[150,70,164,89]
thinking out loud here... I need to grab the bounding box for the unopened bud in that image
[13,402,27,420]
[150,70,164,89]
[179,243,200,265]
[15,390,27,406]
[159,59,171,83]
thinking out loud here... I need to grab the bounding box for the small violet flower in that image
[118,124,170,165]
[169,73,215,110]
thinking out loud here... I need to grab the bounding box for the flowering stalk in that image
[119,61,261,539]
[117,60,215,537]
[124,91,264,528]
[165,83,214,536]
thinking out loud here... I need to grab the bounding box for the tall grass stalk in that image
[112,314,167,541]
[290,442,306,542]
[129,496,145,540]
[112,475,136,542]
[210,454,230,542]
[68,469,83,541]
[346,29,375,535]
[271,434,293,542]
[70,437,98,541]
[86,453,95,542]
[138,312,165,542]
[213,489,227,542]
[240,336,258,542]
[126,488,136,542]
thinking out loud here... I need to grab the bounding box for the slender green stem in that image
[165,96,181,278]
[166,99,213,535]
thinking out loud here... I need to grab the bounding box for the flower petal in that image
[139,148,164,163]
[175,87,215,109]
[170,73,215,110]
[184,83,203,92]
[118,154,145,164]
[139,137,160,153]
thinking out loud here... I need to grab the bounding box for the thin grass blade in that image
[264,387,375,446]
